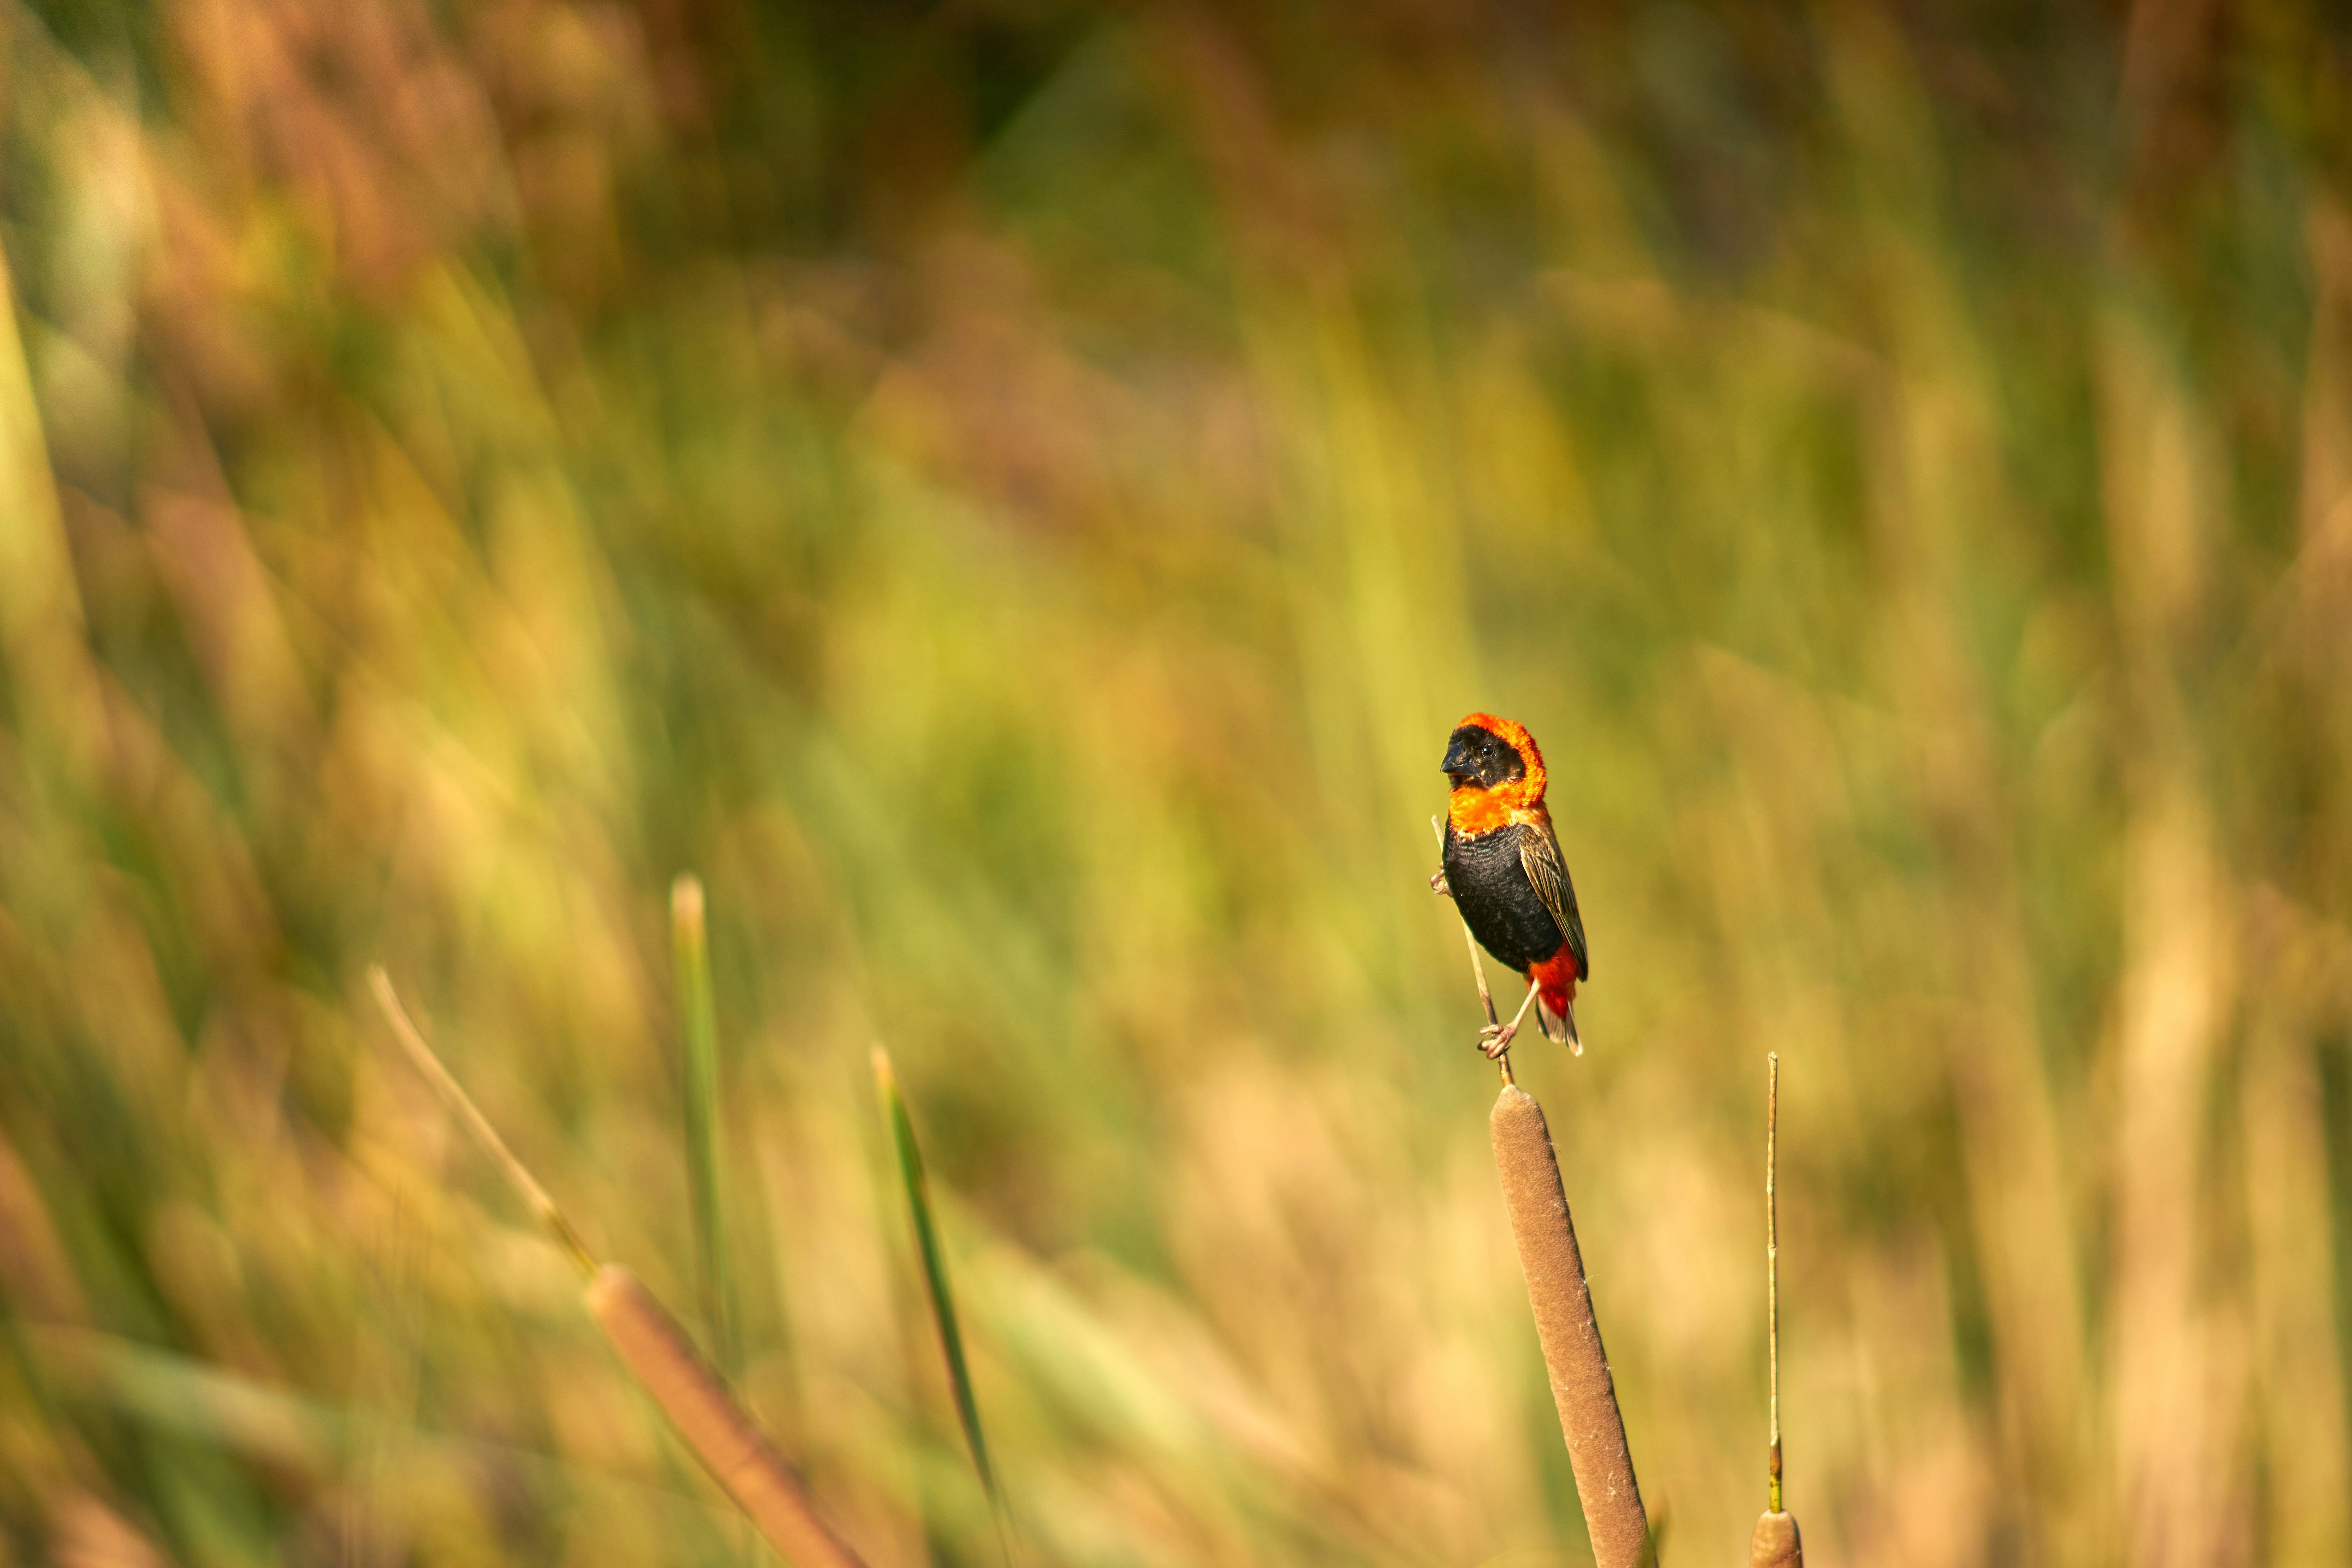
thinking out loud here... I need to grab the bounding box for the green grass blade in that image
[873,1047,1002,1525]
[673,874,737,1380]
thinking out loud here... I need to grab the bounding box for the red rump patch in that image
[1531,948,1581,1016]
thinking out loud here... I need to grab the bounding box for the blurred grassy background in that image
[2,0,2349,1562]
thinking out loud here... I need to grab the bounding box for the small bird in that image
[1436,713,1589,1056]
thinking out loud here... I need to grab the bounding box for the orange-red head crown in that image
[1447,712,1547,804]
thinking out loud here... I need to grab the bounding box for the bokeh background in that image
[2,0,2349,1563]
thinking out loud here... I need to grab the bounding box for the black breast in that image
[1443,822,1564,972]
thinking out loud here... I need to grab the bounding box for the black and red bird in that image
[1438,713,1589,1055]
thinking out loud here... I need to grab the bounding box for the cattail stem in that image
[1750,1052,1802,1568]
[1489,1084,1648,1566]
[1768,1051,1781,1514]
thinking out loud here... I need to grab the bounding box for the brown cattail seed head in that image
[1750,1510,1804,1568]
[587,1265,864,1567]
[1490,1085,1650,1568]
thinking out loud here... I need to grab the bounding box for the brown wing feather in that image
[1517,817,1589,981]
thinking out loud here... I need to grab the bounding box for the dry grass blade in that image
[874,1047,1005,1536]
[587,1266,866,1568]
[1489,1084,1649,1568]
[673,874,739,1379]
[367,966,594,1278]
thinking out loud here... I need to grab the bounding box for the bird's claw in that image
[1478,1021,1517,1060]
[1429,869,1451,896]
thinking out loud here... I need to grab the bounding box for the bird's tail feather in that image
[1531,956,1583,1056]
[1537,996,1582,1054]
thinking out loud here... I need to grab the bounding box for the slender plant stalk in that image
[673,874,739,1380]
[368,967,866,1567]
[873,1047,1007,1545]
[1751,1051,1803,1568]
[368,968,595,1278]
[1767,1051,1782,1512]
[1489,1085,1649,1567]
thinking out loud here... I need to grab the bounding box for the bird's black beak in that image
[1441,735,1477,784]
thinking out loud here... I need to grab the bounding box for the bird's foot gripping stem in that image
[1478,979,1543,1061]
[1429,869,1451,896]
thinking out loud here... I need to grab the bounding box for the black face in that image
[1442,724,1525,789]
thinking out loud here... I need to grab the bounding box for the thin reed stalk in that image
[1768,1050,1782,1514]
[1488,1084,1649,1568]
[1750,1052,1802,1568]
[367,968,594,1278]
[368,967,866,1567]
